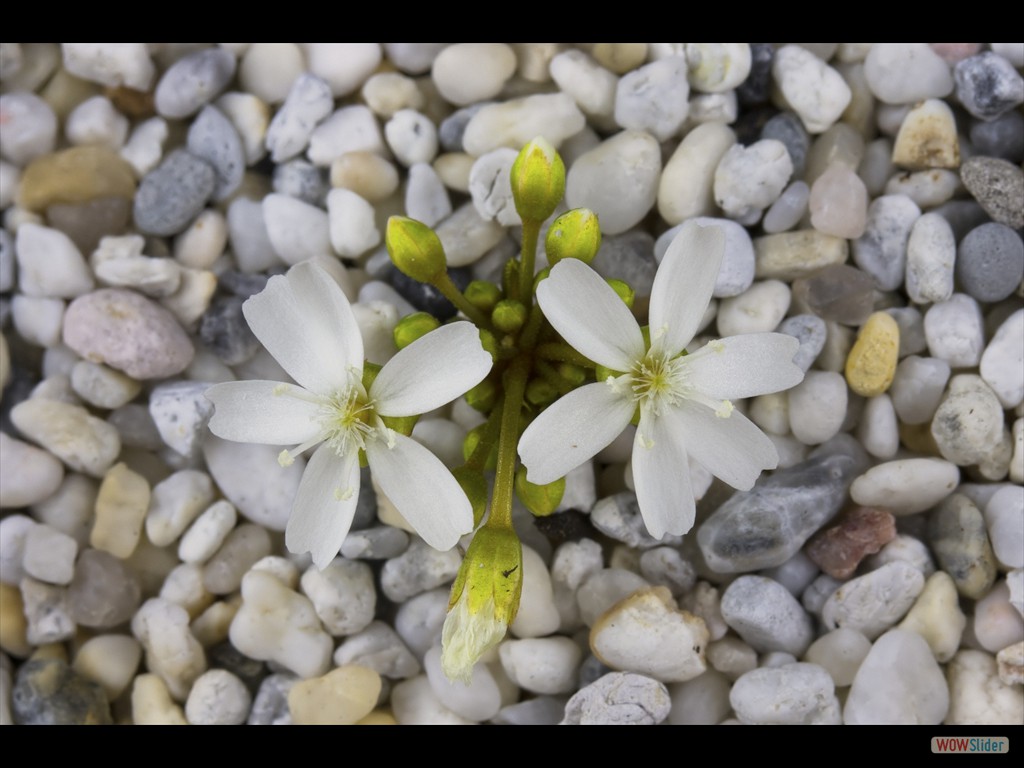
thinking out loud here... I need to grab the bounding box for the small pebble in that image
[65,95,129,151]
[981,309,1024,409]
[10,398,120,477]
[561,672,671,726]
[185,669,251,725]
[549,49,617,121]
[863,43,953,105]
[15,223,94,299]
[288,665,381,725]
[713,139,792,223]
[133,149,215,237]
[924,294,985,368]
[154,47,236,119]
[186,105,244,202]
[804,628,871,687]
[0,432,63,509]
[461,93,586,156]
[954,52,1024,121]
[754,231,848,282]
[131,597,206,700]
[658,122,736,224]
[896,571,965,663]
[61,43,154,91]
[333,620,420,679]
[12,658,111,725]
[955,223,1023,303]
[852,194,921,291]
[614,56,689,141]
[931,374,1008,472]
[805,506,896,579]
[946,649,1024,725]
[300,558,376,637]
[959,156,1024,230]
[772,45,851,133]
[905,212,955,304]
[928,493,997,600]
[730,663,841,725]
[90,462,149,559]
[262,193,332,265]
[431,44,516,107]
[891,98,960,169]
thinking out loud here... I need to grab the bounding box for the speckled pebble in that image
[960,156,1024,230]
[12,658,111,725]
[133,149,216,237]
[186,105,244,203]
[10,398,121,477]
[954,52,1024,121]
[928,493,997,600]
[955,223,1023,303]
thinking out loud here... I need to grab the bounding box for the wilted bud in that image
[386,216,447,283]
[510,137,565,222]
[545,208,601,265]
[440,525,523,683]
[393,312,441,350]
[515,467,564,516]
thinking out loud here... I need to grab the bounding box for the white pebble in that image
[70,361,140,409]
[658,122,736,224]
[0,515,36,584]
[11,295,64,348]
[61,43,154,90]
[924,294,985,368]
[714,140,793,223]
[423,645,503,722]
[864,43,954,104]
[65,95,129,150]
[509,546,561,638]
[431,43,516,107]
[384,109,438,167]
[22,523,77,585]
[390,675,474,725]
[262,193,332,265]
[468,148,520,227]
[307,106,387,167]
[300,558,376,636]
[131,597,207,700]
[720,575,814,656]
[462,93,585,156]
[10,398,120,477]
[145,469,215,547]
[499,637,582,695]
[186,669,251,725]
[72,634,142,700]
[730,663,841,724]
[120,117,168,176]
[15,223,94,299]
[215,92,269,166]
[804,628,872,687]
[405,162,451,227]
[227,198,281,273]
[788,370,848,445]
[265,73,334,163]
[773,45,852,133]
[980,309,1024,409]
[577,568,649,627]
[326,188,380,257]
[178,500,237,564]
[716,279,790,336]
[762,181,810,234]
[890,355,950,424]
[614,56,689,141]
[657,217,754,298]
[305,43,382,98]
[333,620,420,679]
[238,43,303,104]
[946,648,1023,725]
[550,49,617,120]
[0,92,57,165]
[686,43,751,93]
[0,433,63,509]
[822,561,925,639]
[173,209,228,270]
[857,394,899,459]
[850,458,960,515]
[974,580,1024,653]
[906,212,955,304]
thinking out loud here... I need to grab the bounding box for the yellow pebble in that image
[288,665,382,725]
[845,311,900,397]
[0,583,31,657]
[356,708,398,725]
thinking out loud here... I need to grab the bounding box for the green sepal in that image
[393,312,440,350]
[451,466,489,528]
[514,467,565,517]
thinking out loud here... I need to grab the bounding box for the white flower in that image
[206,261,492,568]
[517,221,804,539]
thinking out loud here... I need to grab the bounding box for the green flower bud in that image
[386,216,447,283]
[451,466,489,528]
[515,467,564,517]
[465,378,498,412]
[606,278,635,309]
[525,377,558,407]
[545,208,601,265]
[492,299,528,334]
[478,328,499,361]
[510,137,566,223]
[464,280,502,314]
[557,363,586,387]
[393,312,441,350]
[462,424,497,470]
[441,525,523,682]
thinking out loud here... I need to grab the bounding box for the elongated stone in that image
[928,493,997,599]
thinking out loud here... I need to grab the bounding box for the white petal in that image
[206,381,323,445]
[537,259,645,372]
[366,432,473,550]
[632,407,695,539]
[285,443,360,569]
[682,333,803,400]
[649,221,725,357]
[518,381,635,485]
[371,322,492,417]
[673,400,779,491]
[243,261,363,395]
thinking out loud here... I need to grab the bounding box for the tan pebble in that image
[17,145,137,212]
[190,598,240,648]
[996,642,1024,686]
[30,643,69,663]
[91,462,150,559]
[432,152,474,194]
[72,634,142,700]
[0,583,32,657]
[105,84,156,119]
[356,708,398,725]
[40,67,101,121]
[891,98,960,170]
[846,311,900,397]
[896,571,965,662]
[131,673,187,725]
[330,151,399,202]
[590,43,648,74]
[754,230,848,280]
[287,665,382,725]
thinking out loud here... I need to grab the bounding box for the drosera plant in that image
[205,136,806,684]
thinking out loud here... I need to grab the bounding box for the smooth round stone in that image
[10,295,61,349]
[498,637,582,695]
[897,571,966,663]
[17,146,136,213]
[852,194,921,291]
[12,658,111,725]
[264,74,333,163]
[234,43,302,104]
[22,523,77,585]
[946,649,1024,725]
[502,546,558,638]
[388,675,472,726]
[331,151,400,202]
[468,148,520,227]
[720,576,813,656]
[614,56,689,141]
[71,634,141,701]
[15,223,94,299]
[131,673,187,725]
[981,309,1024,409]
[804,628,871,687]
[405,162,452,227]
[713,139,792,223]
[754,230,848,282]
[550,49,617,120]
[202,523,272,595]
[808,163,868,238]
[716,279,789,337]
[10,399,120,477]
[773,45,851,133]
[857,394,898,458]
[178,500,236,564]
[62,43,154,90]
[424,645,504,722]
[928,494,997,600]
[121,116,169,176]
[931,374,1006,468]
[1011,419,1024,485]
[844,629,948,724]
[300,43,380,99]
[890,356,951,424]
[133,149,215,237]
[788,370,848,445]
[924,294,985,368]
[91,462,149,559]
[974,581,1024,657]
[384,109,438,167]
[65,96,129,151]
[393,588,448,660]
[0,432,63,508]
[70,361,141,410]
[334,620,420,680]
[362,71,424,118]
[261,192,331,264]
[184,669,251,725]
[300,558,375,636]
[905,212,955,304]
[0,92,57,166]
[956,223,1023,303]
[960,156,1024,230]
[186,105,243,202]
[845,312,900,397]
[461,93,586,156]
[863,43,953,104]
[562,672,671,726]
[955,52,1024,121]
[823,560,925,640]
[154,47,236,119]
[970,110,1024,163]
[891,98,960,170]
[431,43,516,107]
[658,122,736,224]
[308,105,387,166]
[565,130,660,236]
[288,665,381,725]
[326,188,380,257]
[225,198,279,273]
[986,486,1024,570]
[705,636,757,680]
[762,180,809,234]
[850,458,959,515]
[730,663,840,725]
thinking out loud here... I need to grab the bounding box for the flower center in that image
[628,350,685,416]
[317,382,380,457]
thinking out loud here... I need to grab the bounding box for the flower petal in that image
[518,380,635,485]
[206,380,323,445]
[243,261,363,395]
[632,406,695,538]
[371,322,492,417]
[682,333,804,400]
[649,221,725,357]
[537,259,645,372]
[285,443,360,569]
[366,432,473,550]
[673,400,779,491]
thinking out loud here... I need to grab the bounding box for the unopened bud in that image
[386,216,447,283]
[510,137,565,222]
[545,208,601,265]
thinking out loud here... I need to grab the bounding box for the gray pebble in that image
[614,56,690,142]
[697,453,857,573]
[777,314,827,372]
[155,47,237,119]
[969,110,1024,163]
[265,73,333,163]
[133,149,216,237]
[954,52,1024,121]
[927,493,997,599]
[852,194,921,291]
[68,548,141,628]
[638,547,696,598]
[333,620,420,679]
[955,222,1023,303]
[353,466,378,530]
[0,229,13,293]
[960,156,1024,230]
[885,306,928,358]
[247,672,297,725]
[380,540,462,603]
[12,658,111,725]
[107,404,164,451]
[340,525,410,560]
[207,641,266,693]
[199,296,260,366]
[931,374,1007,467]
[272,159,328,207]
[561,672,671,725]
[217,270,270,299]
[187,105,244,202]
[590,492,683,550]
[721,575,814,655]
[438,103,490,153]
[20,577,75,644]
[761,112,809,178]
[589,231,658,299]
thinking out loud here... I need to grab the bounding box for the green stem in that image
[535,342,596,368]
[465,397,503,471]
[488,357,529,530]
[518,218,541,306]
[432,272,493,329]
[519,302,545,351]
